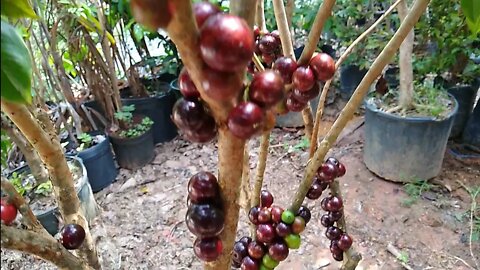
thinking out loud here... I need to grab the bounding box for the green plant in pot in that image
[108,105,155,170]
[363,1,459,183]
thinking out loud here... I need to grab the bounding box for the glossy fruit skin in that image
[281,210,295,224]
[306,181,324,200]
[325,226,343,241]
[201,67,243,101]
[332,251,344,261]
[297,206,311,224]
[200,14,255,72]
[239,236,253,247]
[326,196,343,212]
[268,241,289,261]
[258,34,279,54]
[291,85,320,103]
[194,237,223,262]
[292,66,316,92]
[256,224,276,244]
[337,163,346,177]
[273,57,298,84]
[186,204,224,237]
[130,0,174,30]
[321,214,334,227]
[249,71,285,108]
[193,1,221,28]
[329,211,343,222]
[261,53,276,66]
[291,216,306,234]
[326,157,340,167]
[178,68,200,99]
[60,224,86,250]
[338,233,353,251]
[309,53,336,81]
[232,260,242,268]
[248,241,266,259]
[270,206,284,223]
[285,93,307,112]
[249,206,261,225]
[275,222,291,237]
[320,163,338,181]
[260,190,274,208]
[269,30,281,44]
[284,234,301,249]
[257,208,272,224]
[321,196,331,211]
[188,171,219,204]
[262,254,279,269]
[233,241,249,264]
[330,240,343,255]
[228,102,265,139]
[241,256,260,270]
[172,98,209,131]
[1,200,17,225]
[183,116,217,143]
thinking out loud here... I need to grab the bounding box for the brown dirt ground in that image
[1,106,479,270]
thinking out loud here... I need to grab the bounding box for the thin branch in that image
[230,0,257,27]
[285,0,295,31]
[398,0,414,109]
[297,0,336,66]
[251,133,270,208]
[255,0,267,32]
[289,0,431,211]
[1,224,91,270]
[309,0,404,156]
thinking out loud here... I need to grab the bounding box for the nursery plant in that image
[3,0,472,270]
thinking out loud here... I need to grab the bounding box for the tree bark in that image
[255,0,267,32]
[398,0,414,109]
[1,101,100,269]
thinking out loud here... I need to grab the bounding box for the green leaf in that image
[1,20,32,104]
[461,0,480,34]
[133,23,145,42]
[0,0,37,19]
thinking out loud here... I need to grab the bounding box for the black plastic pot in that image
[77,132,118,192]
[109,127,155,170]
[462,100,480,147]
[121,82,177,144]
[447,85,478,138]
[363,96,458,182]
[384,66,399,89]
[8,157,98,235]
[340,65,367,99]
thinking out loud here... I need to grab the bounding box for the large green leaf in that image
[461,0,480,34]
[0,0,37,19]
[1,20,32,104]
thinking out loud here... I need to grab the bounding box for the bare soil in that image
[1,115,479,270]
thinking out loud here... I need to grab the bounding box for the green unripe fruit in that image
[281,210,295,224]
[259,264,273,270]
[262,254,279,268]
[284,234,301,249]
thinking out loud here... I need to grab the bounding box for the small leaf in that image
[461,0,480,34]
[0,0,37,19]
[1,20,32,104]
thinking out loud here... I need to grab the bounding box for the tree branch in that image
[290,0,431,212]
[309,0,404,156]
[1,224,91,270]
[297,0,336,66]
[398,0,414,109]
[251,133,270,209]
[255,0,267,32]
[1,101,100,269]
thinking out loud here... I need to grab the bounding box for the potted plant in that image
[72,132,118,192]
[108,105,155,170]
[6,156,98,235]
[363,1,458,182]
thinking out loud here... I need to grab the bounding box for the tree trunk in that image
[1,101,100,269]
[398,0,414,109]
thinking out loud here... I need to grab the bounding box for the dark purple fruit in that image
[228,102,265,139]
[60,224,86,250]
[291,84,320,103]
[193,237,223,262]
[321,196,331,211]
[200,14,255,72]
[178,68,200,99]
[338,233,353,251]
[306,181,324,200]
[193,1,221,28]
[309,52,335,81]
[239,236,253,247]
[332,251,343,261]
[256,224,276,244]
[183,116,217,143]
[326,196,343,212]
[258,34,279,54]
[249,206,261,225]
[201,67,243,101]
[337,163,346,177]
[130,0,174,30]
[292,66,316,92]
[330,240,343,255]
[325,226,343,241]
[326,157,339,167]
[329,211,343,222]
[297,206,311,224]
[270,30,281,45]
[188,171,219,204]
[257,207,272,224]
[249,71,285,108]
[241,256,260,270]
[260,190,274,208]
[248,241,266,259]
[270,205,284,223]
[273,57,298,83]
[186,204,224,237]
[233,241,249,264]
[285,92,307,112]
[275,222,291,237]
[261,53,276,66]
[320,163,338,181]
[321,214,334,227]
[268,241,289,261]
[172,98,209,131]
